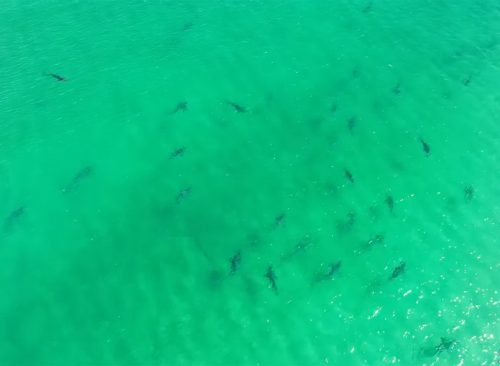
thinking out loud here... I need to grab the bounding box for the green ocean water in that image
[1,0,499,365]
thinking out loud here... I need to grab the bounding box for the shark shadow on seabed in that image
[3,206,25,232]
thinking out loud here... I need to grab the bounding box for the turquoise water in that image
[1,1,499,365]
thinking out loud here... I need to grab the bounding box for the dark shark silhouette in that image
[389,262,406,280]
[312,261,342,285]
[420,337,457,358]
[419,138,431,156]
[4,206,25,231]
[45,73,66,81]
[330,103,338,114]
[273,213,286,229]
[336,212,356,233]
[464,185,474,201]
[62,166,94,193]
[265,265,278,293]
[344,169,354,184]
[362,2,373,13]
[347,116,357,132]
[225,101,247,113]
[229,250,241,274]
[176,187,191,204]
[359,233,385,252]
[385,194,394,213]
[170,147,186,159]
[170,102,187,114]
[282,237,315,261]
[392,82,401,95]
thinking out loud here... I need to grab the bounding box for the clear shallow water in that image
[0,1,499,365]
